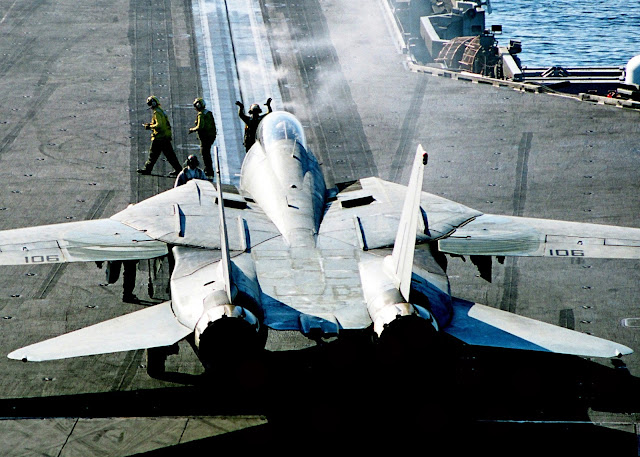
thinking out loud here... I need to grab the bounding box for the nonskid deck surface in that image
[0,0,637,454]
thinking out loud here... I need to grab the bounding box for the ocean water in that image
[486,0,640,67]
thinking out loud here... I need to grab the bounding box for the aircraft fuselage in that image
[239,111,326,248]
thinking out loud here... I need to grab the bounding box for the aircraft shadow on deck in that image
[1,336,637,455]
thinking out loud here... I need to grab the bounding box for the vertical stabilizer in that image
[214,146,233,303]
[386,145,428,301]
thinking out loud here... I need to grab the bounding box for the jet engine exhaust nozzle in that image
[194,304,261,366]
[376,311,440,362]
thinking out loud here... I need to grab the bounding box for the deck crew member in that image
[174,154,207,187]
[236,97,272,151]
[188,97,217,176]
[138,95,182,177]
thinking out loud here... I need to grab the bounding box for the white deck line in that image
[191,0,283,185]
[192,0,242,184]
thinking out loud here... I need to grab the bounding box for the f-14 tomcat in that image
[2,110,638,369]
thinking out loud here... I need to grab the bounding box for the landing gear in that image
[146,343,179,378]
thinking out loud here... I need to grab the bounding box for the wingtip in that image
[615,346,634,357]
[7,351,28,362]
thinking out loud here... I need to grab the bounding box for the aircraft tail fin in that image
[8,301,192,362]
[214,146,233,302]
[444,298,633,358]
[385,145,428,301]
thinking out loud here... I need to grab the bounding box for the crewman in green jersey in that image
[188,97,217,176]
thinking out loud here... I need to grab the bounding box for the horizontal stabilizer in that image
[445,298,632,358]
[8,301,192,362]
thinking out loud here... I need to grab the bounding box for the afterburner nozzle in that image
[194,304,261,366]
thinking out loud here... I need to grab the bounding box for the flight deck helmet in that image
[249,103,262,115]
[193,98,205,111]
[146,95,160,108]
[186,154,200,168]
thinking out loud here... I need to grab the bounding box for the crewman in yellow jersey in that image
[137,95,182,177]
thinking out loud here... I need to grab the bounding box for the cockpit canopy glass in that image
[258,111,306,150]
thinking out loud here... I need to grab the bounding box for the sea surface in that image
[487,0,640,67]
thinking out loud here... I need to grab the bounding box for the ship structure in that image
[390,0,640,108]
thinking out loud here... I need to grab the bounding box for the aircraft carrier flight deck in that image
[0,0,638,455]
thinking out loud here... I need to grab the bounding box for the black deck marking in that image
[513,132,533,217]
[0,0,43,79]
[129,0,201,203]
[0,81,59,159]
[390,77,428,184]
[55,418,79,457]
[129,0,173,203]
[110,349,144,393]
[86,190,117,221]
[499,260,519,313]
[500,132,533,313]
[559,308,576,330]
[34,263,66,301]
[0,2,75,159]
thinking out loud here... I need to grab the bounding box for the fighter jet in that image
[1,110,637,369]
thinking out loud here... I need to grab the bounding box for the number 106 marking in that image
[24,255,60,263]
[549,249,584,257]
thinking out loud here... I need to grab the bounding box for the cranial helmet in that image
[146,95,159,108]
[187,154,199,167]
[249,104,262,114]
[193,98,205,110]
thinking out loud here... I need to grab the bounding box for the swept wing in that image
[111,179,279,250]
[0,219,167,265]
[320,178,481,250]
[321,181,640,261]
[438,213,640,259]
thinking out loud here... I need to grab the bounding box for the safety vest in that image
[195,109,216,142]
[150,108,172,140]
